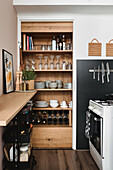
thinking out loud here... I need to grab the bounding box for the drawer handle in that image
[48,138,51,141]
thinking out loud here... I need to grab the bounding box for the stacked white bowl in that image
[60,101,68,108]
[68,101,72,108]
[50,100,59,108]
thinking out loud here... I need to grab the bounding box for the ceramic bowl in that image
[64,83,72,89]
[45,81,52,88]
[55,80,63,88]
[35,82,45,89]
[50,102,59,108]
[49,82,57,89]
[50,100,58,103]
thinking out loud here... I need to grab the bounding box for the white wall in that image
[75,15,113,59]
[0,1,17,95]
[0,0,17,169]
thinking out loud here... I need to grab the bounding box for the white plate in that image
[35,104,49,108]
[60,106,68,108]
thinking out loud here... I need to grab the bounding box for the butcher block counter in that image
[0,91,37,126]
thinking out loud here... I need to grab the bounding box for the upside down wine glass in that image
[50,55,54,70]
[38,56,43,70]
[44,56,48,70]
[56,55,60,70]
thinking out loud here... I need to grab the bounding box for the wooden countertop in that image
[0,91,37,126]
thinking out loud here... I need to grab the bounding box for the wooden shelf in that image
[22,50,72,53]
[36,89,72,91]
[34,69,73,72]
[0,91,37,126]
[33,107,72,110]
[33,124,70,127]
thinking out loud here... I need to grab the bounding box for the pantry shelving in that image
[21,21,73,148]
[34,69,73,72]
[22,50,72,53]
[33,107,72,110]
[35,89,72,91]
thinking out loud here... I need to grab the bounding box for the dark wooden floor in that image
[33,150,99,170]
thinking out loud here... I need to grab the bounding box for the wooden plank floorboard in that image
[33,149,99,170]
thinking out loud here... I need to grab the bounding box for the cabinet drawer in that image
[21,22,73,33]
[31,127,72,148]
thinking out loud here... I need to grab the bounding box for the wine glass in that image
[38,56,43,70]
[56,55,60,70]
[44,56,48,70]
[50,55,54,70]
[32,59,35,70]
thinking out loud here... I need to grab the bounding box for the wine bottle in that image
[42,111,47,124]
[56,35,59,50]
[52,36,56,51]
[36,116,42,124]
[48,112,52,125]
[58,35,63,50]
[62,35,66,50]
[53,111,57,125]
[58,111,63,124]
[63,111,69,124]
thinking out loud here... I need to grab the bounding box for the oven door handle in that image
[94,117,100,121]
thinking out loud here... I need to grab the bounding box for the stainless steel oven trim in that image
[100,118,103,158]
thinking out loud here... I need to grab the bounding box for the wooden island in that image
[0,91,37,126]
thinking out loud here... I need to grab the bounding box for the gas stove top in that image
[94,100,113,106]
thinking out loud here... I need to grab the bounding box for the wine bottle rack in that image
[30,110,71,127]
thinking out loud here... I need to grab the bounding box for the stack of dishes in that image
[49,82,57,89]
[55,80,63,89]
[50,100,59,108]
[64,83,72,89]
[60,101,68,108]
[68,101,72,108]
[35,101,49,108]
[45,81,52,88]
[35,82,45,89]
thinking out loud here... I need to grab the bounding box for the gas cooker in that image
[87,99,113,170]
[94,100,113,106]
[88,100,113,118]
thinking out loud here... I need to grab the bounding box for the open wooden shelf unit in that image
[33,107,72,110]
[21,21,73,148]
[22,50,72,53]
[35,89,72,91]
[34,69,73,72]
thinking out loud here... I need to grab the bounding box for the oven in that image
[85,110,103,157]
[86,100,113,170]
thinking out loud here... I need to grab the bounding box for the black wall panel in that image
[77,60,113,149]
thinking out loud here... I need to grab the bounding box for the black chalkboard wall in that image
[77,60,113,149]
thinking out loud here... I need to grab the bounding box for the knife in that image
[106,62,110,82]
[97,65,100,81]
[102,63,105,83]
[93,67,96,79]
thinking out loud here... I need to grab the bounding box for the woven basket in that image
[88,38,101,56]
[106,39,113,56]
